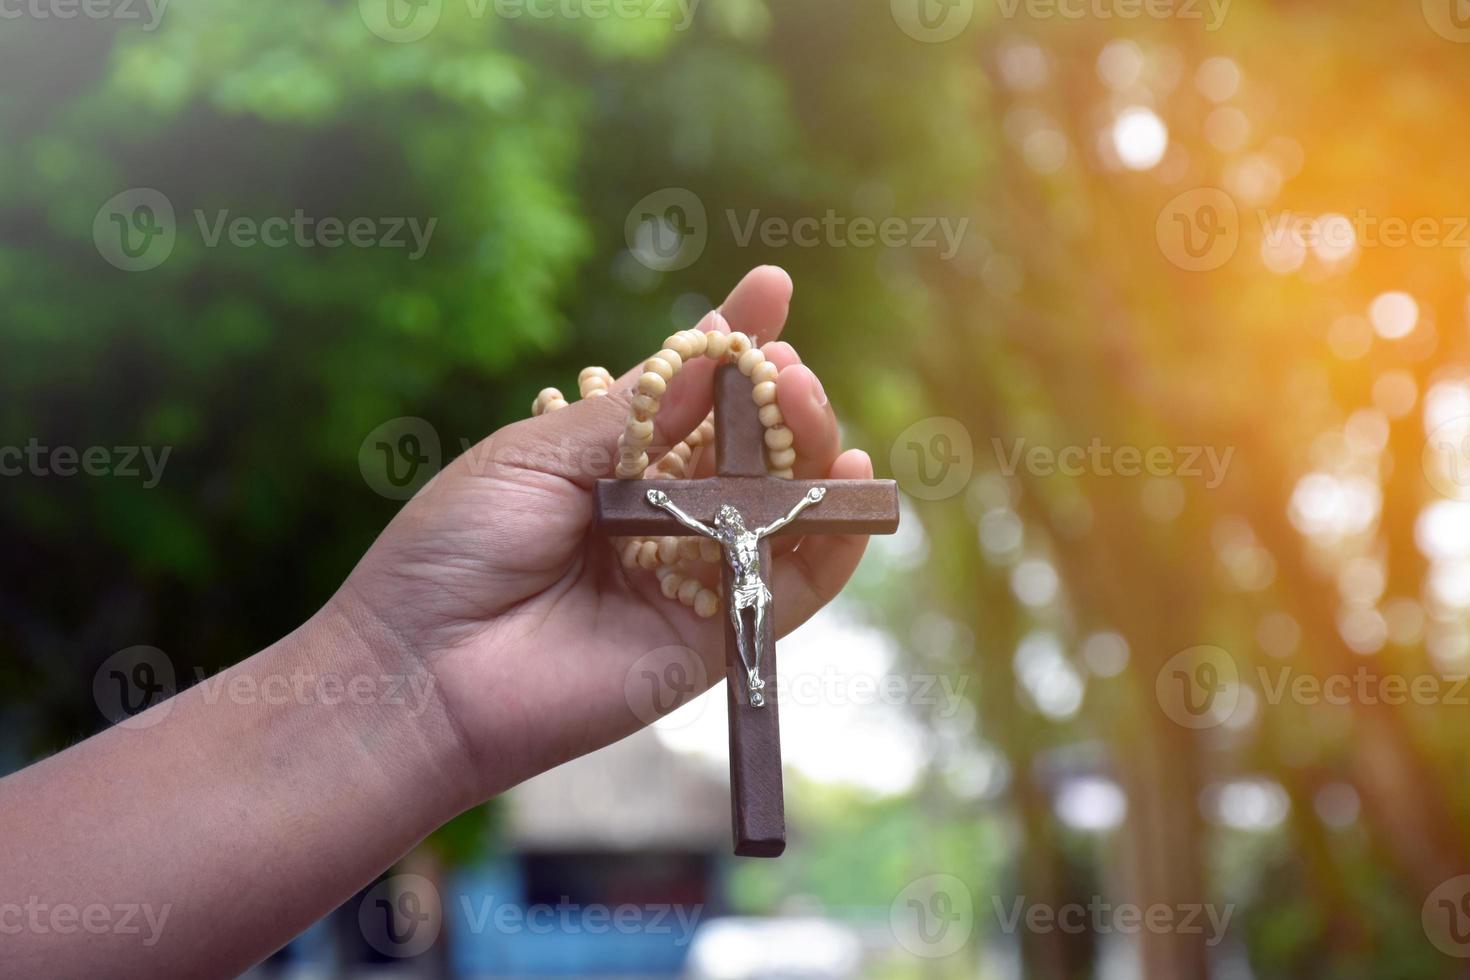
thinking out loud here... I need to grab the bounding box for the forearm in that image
[0,599,473,979]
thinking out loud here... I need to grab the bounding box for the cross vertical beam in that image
[713,365,786,856]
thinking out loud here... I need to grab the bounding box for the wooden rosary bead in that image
[696,417,716,444]
[751,360,779,386]
[616,455,648,479]
[638,540,661,570]
[654,348,683,374]
[637,371,668,398]
[578,366,605,384]
[769,467,794,479]
[543,397,568,413]
[758,403,784,428]
[660,571,685,599]
[704,331,729,360]
[657,536,681,564]
[679,538,702,560]
[767,446,797,469]
[684,330,708,357]
[632,394,660,419]
[752,381,777,406]
[665,334,695,361]
[737,347,765,376]
[726,332,751,357]
[645,356,676,382]
[694,589,720,618]
[621,539,643,569]
[677,578,701,606]
[764,425,794,451]
[658,452,687,478]
[533,386,563,416]
[626,418,654,442]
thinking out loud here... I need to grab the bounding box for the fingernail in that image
[811,372,828,407]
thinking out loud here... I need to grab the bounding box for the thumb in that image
[510,266,796,488]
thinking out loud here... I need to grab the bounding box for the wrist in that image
[298,588,482,819]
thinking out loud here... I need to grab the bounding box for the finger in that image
[719,265,793,346]
[630,264,794,457]
[761,340,800,373]
[613,308,731,456]
[522,267,794,486]
[772,448,874,635]
[773,364,839,480]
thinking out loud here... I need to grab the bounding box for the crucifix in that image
[594,364,900,857]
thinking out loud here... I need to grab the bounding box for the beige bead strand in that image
[532,386,564,416]
[552,330,810,614]
[578,367,612,399]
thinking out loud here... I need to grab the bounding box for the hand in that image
[334,267,875,804]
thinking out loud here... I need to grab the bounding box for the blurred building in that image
[451,727,728,977]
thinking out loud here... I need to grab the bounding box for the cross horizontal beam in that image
[594,478,900,537]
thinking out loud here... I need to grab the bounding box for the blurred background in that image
[7,0,1470,976]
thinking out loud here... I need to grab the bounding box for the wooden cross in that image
[594,364,900,857]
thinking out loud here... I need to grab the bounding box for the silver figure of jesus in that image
[645,486,827,707]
